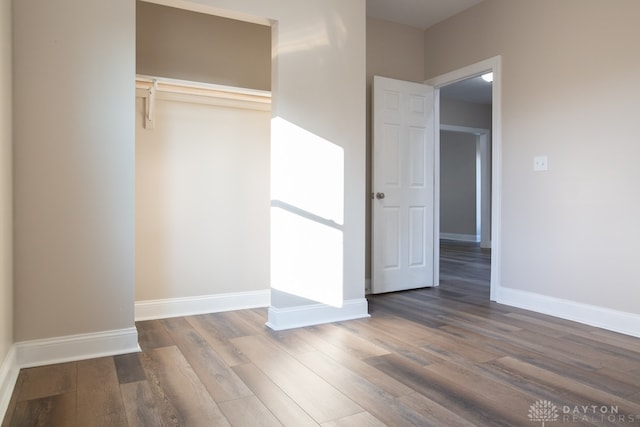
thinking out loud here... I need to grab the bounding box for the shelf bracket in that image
[144,79,158,129]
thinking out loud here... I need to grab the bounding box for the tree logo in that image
[528,400,559,426]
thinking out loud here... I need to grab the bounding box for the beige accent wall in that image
[135,94,270,301]
[366,16,425,280]
[137,1,271,91]
[425,0,640,312]
[366,17,425,84]
[0,0,12,360]
[13,0,136,341]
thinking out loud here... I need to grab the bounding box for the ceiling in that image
[366,0,484,30]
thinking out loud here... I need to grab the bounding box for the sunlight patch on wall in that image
[271,117,344,307]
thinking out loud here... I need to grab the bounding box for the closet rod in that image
[136,75,271,105]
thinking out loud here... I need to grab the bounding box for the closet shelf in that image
[136,75,272,128]
[137,75,271,103]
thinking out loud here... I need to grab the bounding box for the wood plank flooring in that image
[4,241,640,426]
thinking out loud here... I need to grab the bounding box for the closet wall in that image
[135,2,271,305]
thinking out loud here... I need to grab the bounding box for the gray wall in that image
[440,131,477,237]
[441,98,491,129]
[137,1,271,90]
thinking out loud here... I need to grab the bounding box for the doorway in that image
[439,125,491,298]
[370,57,501,299]
[427,56,502,301]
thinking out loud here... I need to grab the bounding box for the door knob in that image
[376,192,385,200]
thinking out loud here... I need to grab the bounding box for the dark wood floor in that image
[439,239,491,298]
[4,242,640,426]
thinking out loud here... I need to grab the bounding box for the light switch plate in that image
[533,155,548,171]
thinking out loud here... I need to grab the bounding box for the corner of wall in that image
[14,328,140,369]
[266,298,370,331]
[0,0,14,421]
[0,345,18,423]
[135,290,271,321]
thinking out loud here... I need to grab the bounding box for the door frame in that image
[426,55,502,301]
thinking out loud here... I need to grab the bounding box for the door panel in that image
[372,76,435,294]
[409,206,426,267]
[383,207,401,269]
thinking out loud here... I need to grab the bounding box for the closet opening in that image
[134,0,272,319]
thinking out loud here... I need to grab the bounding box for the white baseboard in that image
[0,345,18,423]
[15,327,141,369]
[497,286,640,338]
[440,233,480,242]
[135,289,271,321]
[1,327,139,420]
[266,298,370,331]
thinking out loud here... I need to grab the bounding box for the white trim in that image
[15,327,140,369]
[433,89,441,286]
[0,345,18,423]
[497,287,640,339]
[478,131,491,249]
[266,298,370,331]
[135,89,272,112]
[136,74,271,97]
[440,233,479,243]
[426,56,501,88]
[135,289,271,321]
[426,55,502,301]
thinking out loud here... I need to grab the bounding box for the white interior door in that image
[372,75,435,294]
